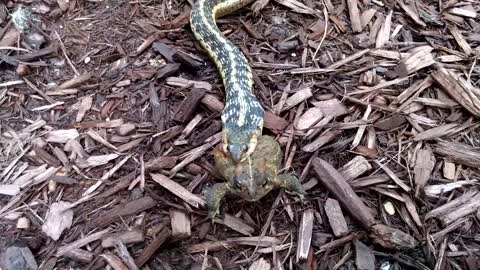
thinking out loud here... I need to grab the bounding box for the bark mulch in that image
[1,0,480,269]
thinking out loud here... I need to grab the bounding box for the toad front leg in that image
[205,183,231,219]
[273,173,306,201]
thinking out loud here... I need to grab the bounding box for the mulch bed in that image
[1,0,480,269]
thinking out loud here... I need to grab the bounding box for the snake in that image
[190,0,264,163]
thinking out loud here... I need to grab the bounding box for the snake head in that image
[222,126,260,163]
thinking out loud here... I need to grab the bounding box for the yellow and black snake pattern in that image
[190,0,264,163]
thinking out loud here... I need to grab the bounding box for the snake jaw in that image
[222,125,262,163]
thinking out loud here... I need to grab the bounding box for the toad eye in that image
[242,144,248,152]
[260,178,268,187]
[233,178,242,189]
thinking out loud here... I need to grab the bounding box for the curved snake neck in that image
[190,0,265,162]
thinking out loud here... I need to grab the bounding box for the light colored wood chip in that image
[295,107,324,136]
[437,54,466,63]
[44,129,79,143]
[432,66,480,118]
[75,154,119,169]
[375,10,392,48]
[440,192,480,225]
[448,25,472,55]
[166,77,212,91]
[424,180,478,197]
[248,257,271,270]
[226,236,281,247]
[425,190,478,220]
[188,241,232,253]
[369,49,407,60]
[311,98,349,117]
[274,0,321,15]
[86,129,118,150]
[330,49,370,70]
[324,198,349,237]
[215,214,255,236]
[116,123,136,136]
[170,209,191,238]
[16,216,30,229]
[395,46,435,77]
[101,254,129,270]
[448,6,477,18]
[42,201,74,241]
[401,194,423,228]
[443,161,456,180]
[0,184,20,196]
[361,9,377,30]
[76,95,92,122]
[433,140,480,168]
[347,0,362,32]
[352,105,372,149]
[339,156,372,181]
[102,230,144,248]
[355,240,375,270]
[413,123,459,141]
[413,148,436,196]
[302,130,341,152]
[383,201,396,215]
[414,97,458,109]
[150,173,206,208]
[281,87,312,112]
[296,209,314,262]
[56,229,110,257]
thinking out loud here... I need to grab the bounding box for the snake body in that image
[190,0,264,162]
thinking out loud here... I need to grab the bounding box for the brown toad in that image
[205,135,306,218]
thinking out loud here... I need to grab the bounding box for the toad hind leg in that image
[205,183,231,219]
[274,173,306,201]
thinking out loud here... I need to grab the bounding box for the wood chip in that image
[44,129,79,143]
[374,160,411,192]
[324,198,349,237]
[134,228,171,267]
[215,214,255,236]
[375,10,392,48]
[313,158,375,229]
[443,161,456,180]
[347,0,362,32]
[448,25,472,55]
[432,65,480,118]
[173,88,206,123]
[338,156,372,181]
[296,209,314,262]
[281,87,312,112]
[102,230,144,248]
[94,196,157,227]
[413,148,435,196]
[56,229,110,257]
[150,173,206,207]
[354,240,375,270]
[42,201,74,241]
[170,209,191,239]
[394,46,435,77]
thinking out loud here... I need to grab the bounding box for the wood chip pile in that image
[1,0,480,269]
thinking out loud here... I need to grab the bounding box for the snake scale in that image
[190,0,264,163]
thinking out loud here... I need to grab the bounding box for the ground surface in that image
[1,0,480,269]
